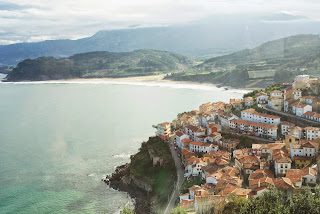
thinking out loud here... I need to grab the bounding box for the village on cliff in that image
[155,75,320,213]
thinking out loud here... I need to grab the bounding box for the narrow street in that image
[164,137,185,214]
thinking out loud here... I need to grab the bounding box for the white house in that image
[189,141,219,153]
[184,125,206,141]
[291,89,303,100]
[229,119,278,139]
[244,97,254,108]
[281,121,295,135]
[206,132,222,144]
[156,122,171,140]
[288,126,304,139]
[256,92,269,104]
[270,90,283,98]
[305,127,320,140]
[206,174,220,185]
[241,109,281,126]
[185,159,207,177]
[286,168,317,188]
[220,113,239,127]
[175,131,190,149]
[179,193,190,203]
[273,151,292,177]
[291,102,312,117]
[304,96,317,104]
[290,140,318,160]
[198,112,216,127]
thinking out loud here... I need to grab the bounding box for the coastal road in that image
[164,137,185,214]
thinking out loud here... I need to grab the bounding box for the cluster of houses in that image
[264,75,320,121]
[154,76,320,213]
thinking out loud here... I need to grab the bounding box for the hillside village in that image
[155,75,320,213]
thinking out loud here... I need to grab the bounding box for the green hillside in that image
[6,49,191,81]
[165,34,320,88]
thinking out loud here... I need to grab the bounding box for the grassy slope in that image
[129,137,177,209]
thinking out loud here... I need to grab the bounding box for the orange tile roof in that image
[181,138,191,143]
[245,97,254,100]
[190,141,204,146]
[237,155,260,164]
[249,169,274,181]
[273,178,295,189]
[290,101,310,108]
[250,177,274,187]
[286,168,317,183]
[305,127,320,131]
[180,199,194,209]
[281,121,295,126]
[175,131,185,137]
[158,122,170,126]
[256,92,268,97]
[231,119,278,130]
[270,90,282,93]
[294,156,313,161]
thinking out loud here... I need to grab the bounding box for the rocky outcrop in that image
[105,163,155,214]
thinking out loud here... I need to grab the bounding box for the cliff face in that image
[106,136,177,214]
[108,163,155,214]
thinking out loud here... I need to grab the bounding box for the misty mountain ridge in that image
[1,13,320,66]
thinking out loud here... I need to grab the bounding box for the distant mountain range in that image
[165,34,320,88]
[5,50,190,81]
[1,13,320,66]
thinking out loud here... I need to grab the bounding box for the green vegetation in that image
[171,205,187,214]
[121,204,136,214]
[180,176,202,194]
[129,136,177,208]
[235,136,255,149]
[243,83,282,98]
[165,35,320,88]
[177,111,190,118]
[0,66,13,74]
[221,133,257,148]
[6,50,191,81]
[217,186,320,214]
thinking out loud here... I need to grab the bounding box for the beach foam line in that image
[0,80,250,93]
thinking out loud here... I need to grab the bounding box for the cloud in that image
[0,0,320,45]
[0,1,30,11]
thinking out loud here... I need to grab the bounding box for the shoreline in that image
[106,163,154,214]
[2,74,257,91]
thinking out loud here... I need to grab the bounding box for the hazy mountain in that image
[201,34,320,67]
[1,13,320,66]
[5,49,190,81]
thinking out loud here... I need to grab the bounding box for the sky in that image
[0,0,320,45]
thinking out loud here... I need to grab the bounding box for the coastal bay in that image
[0,74,247,213]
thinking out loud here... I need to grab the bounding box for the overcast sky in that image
[0,0,319,45]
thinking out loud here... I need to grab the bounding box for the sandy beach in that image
[51,74,228,88]
[58,74,255,91]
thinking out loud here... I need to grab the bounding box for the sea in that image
[0,73,247,213]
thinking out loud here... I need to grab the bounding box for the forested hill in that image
[5,50,191,81]
[165,34,320,88]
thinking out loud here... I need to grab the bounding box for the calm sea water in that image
[0,74,247,213]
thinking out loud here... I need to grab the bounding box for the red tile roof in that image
[231,119,278,130]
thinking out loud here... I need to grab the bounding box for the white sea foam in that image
[113,154,131,159]
[0,79,249,93]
